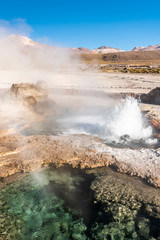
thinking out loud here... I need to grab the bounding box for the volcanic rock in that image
[89,167,160,238]
[0,134,114,180]
[11,82,48,101]
[0,132,160,188]
[10,82,57,115]
[24,96,37,107]
[141,87,160,105]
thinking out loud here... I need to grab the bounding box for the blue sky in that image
[0,0,160,50]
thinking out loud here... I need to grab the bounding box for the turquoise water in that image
[0,166,160,240]
[0,167,96,240]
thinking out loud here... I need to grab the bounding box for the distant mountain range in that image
[71,46,124,54]
[72,44,160,54]
[6,34,41,47]
[3,35,160,54]
[93,46,124,53]
[131,44,160,52]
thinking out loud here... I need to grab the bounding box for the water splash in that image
[58,97,157,146]
[104,97,153,142]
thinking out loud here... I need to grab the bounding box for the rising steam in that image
[0,19,157,147]
[62,97,156,145]
[104,97,153,141]
[0,18,32,38]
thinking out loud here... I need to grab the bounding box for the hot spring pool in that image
[20,97,160,149]
[0,166,160,240]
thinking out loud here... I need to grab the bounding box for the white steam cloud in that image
[0,18,85,88]
[0,18,98,131]
[0,19,156,147]
[62,97,157,145]
[0,18,33,38]
[104,97,153,141]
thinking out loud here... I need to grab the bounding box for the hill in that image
[80,50,160,65]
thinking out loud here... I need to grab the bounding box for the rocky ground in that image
[0,72,160,189]
[0,132,160,189]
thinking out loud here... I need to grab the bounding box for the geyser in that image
[60,96,156,146]
[104,97,154,143]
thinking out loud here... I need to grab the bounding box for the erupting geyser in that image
[104,97,154,143]
[62,97,157,146]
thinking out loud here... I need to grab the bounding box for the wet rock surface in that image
[0,167,91,240]
[0,76,160,239]
[0,82,160,188]
[88,167,160,239]
[0,132,160,188]
[0,166,159,240]
[1,67,160,239]
[0,133,114,182]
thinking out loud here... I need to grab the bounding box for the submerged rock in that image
[1,166,159,240]
[0,167,89,240]
[89,167,160,239]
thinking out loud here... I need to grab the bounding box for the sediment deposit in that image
[0,132,160,188]
[0,73,160,189]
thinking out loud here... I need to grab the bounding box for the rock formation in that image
[0,132,160,188]
[141,87,160,105]
[89,167,160,239]
[11,81,48,101]
[10,82,57,115]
